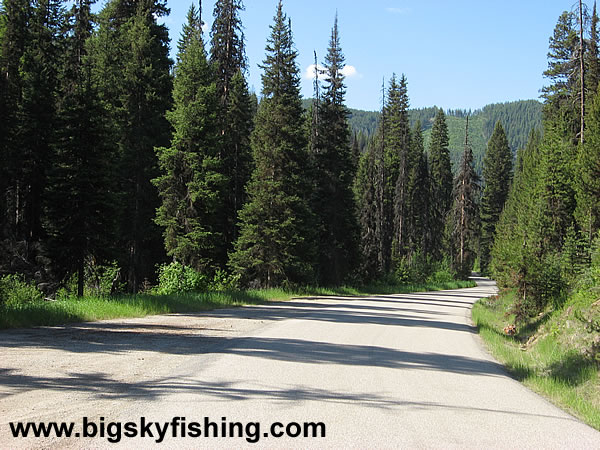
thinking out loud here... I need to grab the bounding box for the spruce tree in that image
[355,141,380,281]
[210,0,253,264]
[536,120,577,253]
[428,108,453,260]
[312,14,359,285]
[17,0,63,244]
[90,0,172,291]
[587,2,600,98]
[154,3,223,273]
[405,121,430,257]
[450,117,480,279]
[480,121,513,274]
[45,0,115,296]
[0,16,6,246]
[491,130,541,294]
[542,11,580,136]
[0,0,31,251]
[577,87,600,243]
[384,74,411,264]
[229,1,316,288]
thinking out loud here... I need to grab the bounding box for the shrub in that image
[155,262,207,295]
[512,250,565,321]
[0,274,44,307]
[86,261,125,296]
[394,259,411,284]
[209,269,241,291]
[427,259,455,283]
[394,251,436,284]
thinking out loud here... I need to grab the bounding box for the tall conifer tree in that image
[536,121,577,252]
[17,0,63,245]
[405,121,430,257]
[355,140,381,281]
[587,3,600,99]
[154,3,223,272]
[384,74,411,263]
[210,0,253,263]
[313,14,358,285]
[46,0,115,296]
[542,11,580,136]
[480,121,513,274]
[577,88,600,243]
[229,1,316,288]
[428,109,452,260]
[90,0,172,291]
[0,0,31,256]
[450,117,480,279]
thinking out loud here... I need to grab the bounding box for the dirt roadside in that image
[0,307,278,448]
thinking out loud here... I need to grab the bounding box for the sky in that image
[155,0,581,111]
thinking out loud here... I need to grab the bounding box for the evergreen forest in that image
[0,0,599,333]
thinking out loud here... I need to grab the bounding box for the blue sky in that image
[157,0,580,111]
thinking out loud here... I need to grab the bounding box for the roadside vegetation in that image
[0,262,474,330]
[466,4,600,431]
[473,267,600,430]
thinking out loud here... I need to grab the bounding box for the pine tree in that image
[210,0,245,106]
[428,108,453,260]
[351,130,360,168]
[95,9,157,293]
[375,80,389,273]
[17,0,63,245]
[385,74,411,263]
[312,14,359,285]
[45,0,115,296]
[229,1,316,288]
[587,2,600,96]
[355,141,380,281]
[405,121,430,257]
[536,120,577,252]
[90,0,173,292]
[491,130,541,295]
[210,0,253,263]
[308,50,320,156]
[0,11,6,244]
[154,3,223,273]
[542,11,580,137]
[577,87,600,243]
[450,117,480,279]
[0,0,31,250]
[480,121,513,274]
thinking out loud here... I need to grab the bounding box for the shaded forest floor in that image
[0,279,475,330]
[472,289,600,430]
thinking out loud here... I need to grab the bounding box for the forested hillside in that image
[340,100,543,173]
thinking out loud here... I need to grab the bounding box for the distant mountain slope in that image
[301,99,543,175]
[419,100,543,173]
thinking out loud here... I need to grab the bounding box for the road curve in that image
[0,278,598,448]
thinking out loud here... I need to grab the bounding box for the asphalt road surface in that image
[1,278,598,448]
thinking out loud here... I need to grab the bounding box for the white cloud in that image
[341,65,358,78]
[304,63,326,80]
[386,7,410,14]
[304,64,360,80]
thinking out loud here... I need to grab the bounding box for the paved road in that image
[1,278,598,448]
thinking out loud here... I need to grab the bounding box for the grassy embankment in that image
[472,289,600,430]
[0,279,475,330]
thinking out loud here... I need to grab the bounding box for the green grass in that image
[472,290,600,430]
[0,279,475,330]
